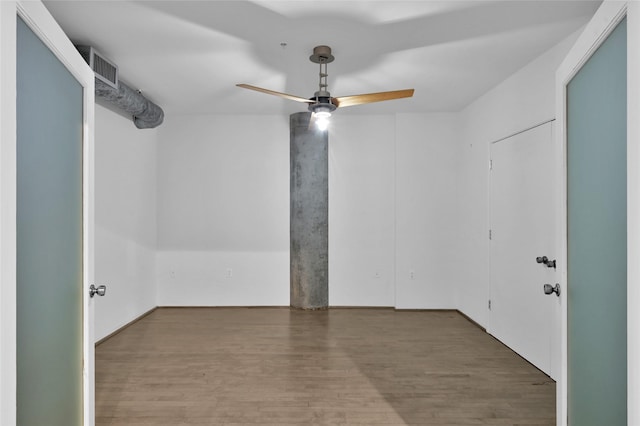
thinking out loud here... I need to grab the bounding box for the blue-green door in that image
[16,17,84,425]
[567,17,627,426]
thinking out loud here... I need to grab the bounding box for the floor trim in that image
[455,309,487,332]
[95,306,158,346]
[157,305,290,309]
[96,306,484,345]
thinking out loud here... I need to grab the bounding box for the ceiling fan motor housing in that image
[308,94,337,114]
[309,45,335,64]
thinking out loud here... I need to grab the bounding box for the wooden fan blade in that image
[236,84,314,103]
[333,89,414,108]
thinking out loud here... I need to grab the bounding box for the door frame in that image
[0,1,95,425]
[555,1,639,424]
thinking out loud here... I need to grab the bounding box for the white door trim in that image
[0,1,96,424]
[627,3,640,424]
[0,2,18,425]
[555,1,635,424]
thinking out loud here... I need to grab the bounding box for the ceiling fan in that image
[237,45,414,130]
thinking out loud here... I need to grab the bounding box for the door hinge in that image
[489,159,493,170]
[488,300,492,310]
[489,229,492,240]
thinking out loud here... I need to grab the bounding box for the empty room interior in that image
[2,0,639,425]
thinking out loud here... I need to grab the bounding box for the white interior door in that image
[489,121,559,378]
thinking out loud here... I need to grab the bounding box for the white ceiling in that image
[43,0,601,116]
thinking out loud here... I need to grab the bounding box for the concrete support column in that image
[290,112,328,309]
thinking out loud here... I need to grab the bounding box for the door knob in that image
[543,283,561,297]
[89,284,107,298]
[536,256,557,269]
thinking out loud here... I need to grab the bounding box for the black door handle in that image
[536,256,556,269]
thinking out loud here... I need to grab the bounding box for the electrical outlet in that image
[374,271,380,279]
[170,271,176,279]
[410,270,415,280]
[226,268,233,278]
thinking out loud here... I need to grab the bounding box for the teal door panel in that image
[567,17,627,426]
[16,17,84,426]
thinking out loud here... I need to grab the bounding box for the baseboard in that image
[96,306,486,347]
[157,305,290,309]
[158,306,392,310]
[392,308,486,333]
[95,306,158,346]
[330,306,394,310]
[394,308,457,312]
[455,309,487,332]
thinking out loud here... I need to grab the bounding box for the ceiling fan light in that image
[316,115,330,131]
[313,108,331,131]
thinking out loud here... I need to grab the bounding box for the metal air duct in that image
[94,79,164,129]
[77,45,164,129]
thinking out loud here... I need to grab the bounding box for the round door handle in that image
[89,284,107,298]
[543,283,560,297]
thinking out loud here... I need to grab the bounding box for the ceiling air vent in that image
[76,45,118,89]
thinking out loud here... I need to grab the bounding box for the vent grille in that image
[76,45,118,89]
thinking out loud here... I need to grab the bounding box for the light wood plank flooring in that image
[96,308,555,425]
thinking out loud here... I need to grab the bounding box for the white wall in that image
[456,31,581,327]
[98,32,580,319]
[156,114,290,306]
[150,32,582,315]
[395,113,459,309]
[154,112,460,309]
[328,115,396,306]
[94,104,158,341]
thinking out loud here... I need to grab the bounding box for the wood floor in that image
[95,308,555,425]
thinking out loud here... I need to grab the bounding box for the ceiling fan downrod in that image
[309,45,334,99]
[318,62,329,96]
